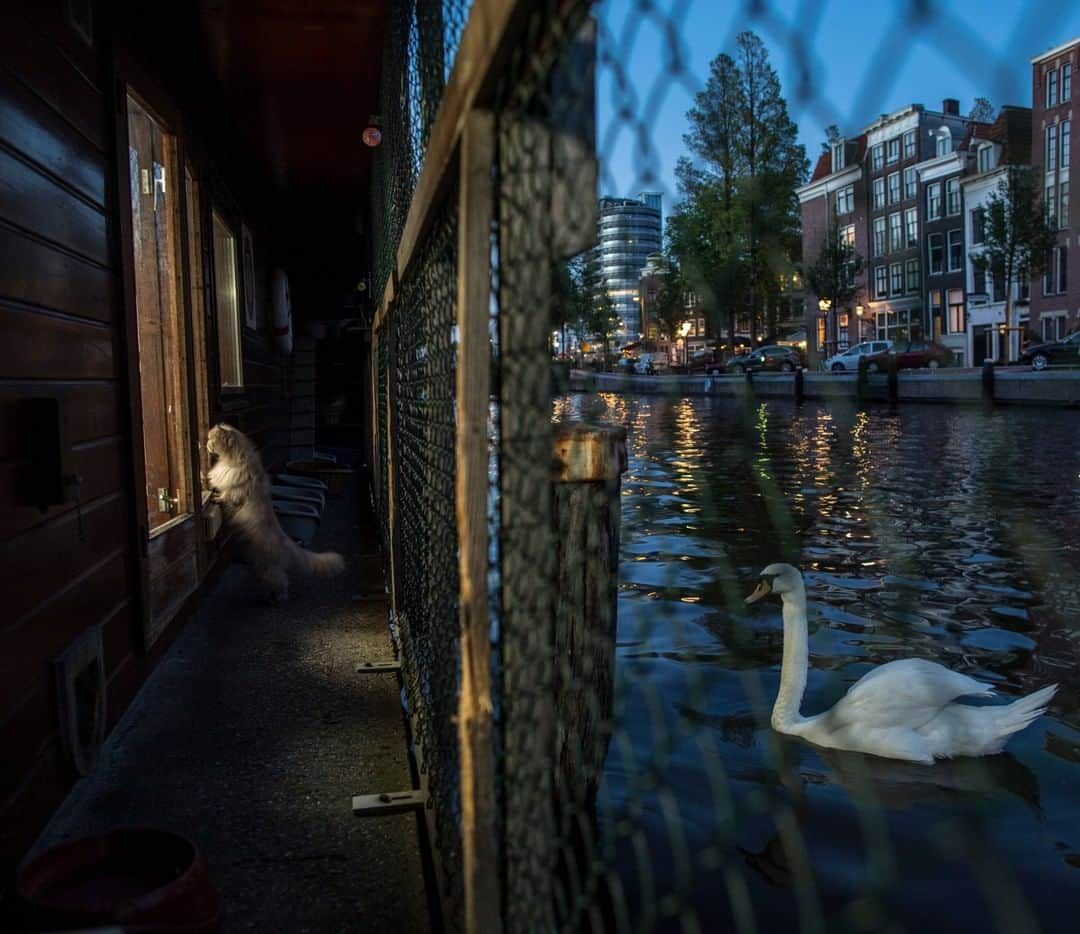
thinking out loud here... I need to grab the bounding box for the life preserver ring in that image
[271,268,293,354]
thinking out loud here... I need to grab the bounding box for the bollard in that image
[887,353,899,403]
[551,421,626,815]
[981,359,996,405]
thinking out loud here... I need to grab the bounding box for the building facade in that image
[796,134,869,366]
[1031,38,1078,341]
[593,193,662,343]
[962,107,1034,364]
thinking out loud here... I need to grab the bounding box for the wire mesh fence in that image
[369,1,1080,932]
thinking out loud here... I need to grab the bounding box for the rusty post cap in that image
[552,420,628,482]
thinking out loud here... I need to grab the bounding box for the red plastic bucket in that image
[15,827,221,932]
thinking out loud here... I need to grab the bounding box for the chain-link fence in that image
[369,2,1079,932]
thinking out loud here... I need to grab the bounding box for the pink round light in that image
[362,126,382,148]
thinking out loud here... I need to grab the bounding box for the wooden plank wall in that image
[0,0,291,881]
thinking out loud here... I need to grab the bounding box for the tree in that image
[968,97,995,123]
[970,165,1059,364]
[652,259,688,344]
[578,288,620,369]
[821,124,841,153]
[674,32,807,344]
[805,222,865,352]
[554,255,590,356]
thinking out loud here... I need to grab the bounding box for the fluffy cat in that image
[207,423,345,602]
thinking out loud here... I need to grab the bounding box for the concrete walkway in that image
[32,481,430,932]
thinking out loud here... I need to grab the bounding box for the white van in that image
[823,340,892,372]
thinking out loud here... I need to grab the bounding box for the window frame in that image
[977,144,993,174]
[872,143,884,171]
[873,177,886,209]
[1047,67,1059,108]
[1063,62,1073,103]
[835,184,854,215]
[905,258,920,293]
[872,216,886,257]
[928,232,944,275]
[927,182,942,220]
[947,229,963,273]
[1047,123,1058,171]
[903,166,917,199]
[947,288,964,334]
[1061,179,1070,230]
[887,137,901,164]
[1062,120,1071,167]
[890,262,904,296]
[905,207,918,247]
[971,206,985,245]
[888,212,902,253]
[946,177,961,216]
[903,130,916,160]
[887,171,901,205]
[211,208,245,390]
[1046,184,1057,227]
[874,265,888,299]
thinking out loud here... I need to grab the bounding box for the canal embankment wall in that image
[564,368,1080,408]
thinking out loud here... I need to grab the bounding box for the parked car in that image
[1020,330,1080,370]
[822,340,892,372]
[687,348,722,375]
[725,345,803,373]
[862,339,953,372]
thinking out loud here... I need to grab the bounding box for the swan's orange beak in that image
[745,579,771,605]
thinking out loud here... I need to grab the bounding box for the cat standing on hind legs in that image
[207,423,345,603]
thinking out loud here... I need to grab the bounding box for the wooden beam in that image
[455,108,500,934]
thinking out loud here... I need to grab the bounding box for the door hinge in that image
[157,487,179,513]
[141,168,150,195]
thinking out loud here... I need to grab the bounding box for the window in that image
[184,168,211,489]
[927,182,942,219]
[1062,120,1071,166]
[946,178,961,215]
[889,212,903,252]
[905,207,918,246]
[1044,246,1068,295]
[948,229,963,272]
[928,232,944,274]
[1059,245,1068,293]
[935,129,952,157]
[887,138,900,164]
[873,177,885,209]
[971,206,985,244]
[1047,124,1058,171]
[874,265,888,298]
[947,288,964,334]
[906,258,920,292]
[817,314,826,352]
[1046,184,1057,226]
[831,141,846,173]
[903,130,916,159]
[929,289,943,324]
[1047,67,1059,108]
[993,269,1006,303]
[838,224,856,249]
[873,216,886,256]
[838,313,849,347]
[1064,63,1073,103]
[835,184,854,214]
[890,263,904,295]
[904,166,917,199]
[888,171,901,204]
[872,143,884,170]
[1042,314,1065,341]
[970,260,986,295]
[212,210,243,387]
[977,144,993,173]
[1062,180,1070,229]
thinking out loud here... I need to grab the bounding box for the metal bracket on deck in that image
[352,789,427,816]
[355,659,401,673]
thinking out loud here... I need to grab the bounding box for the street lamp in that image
[678,319,692,365]
[855,304,864,342]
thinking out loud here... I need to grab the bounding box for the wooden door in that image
[125,93,199,647]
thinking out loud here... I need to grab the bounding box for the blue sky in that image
[596,0,1080,212]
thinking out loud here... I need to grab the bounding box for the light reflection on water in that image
[554,393,1080,933]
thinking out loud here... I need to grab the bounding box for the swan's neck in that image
[772,585,809,732]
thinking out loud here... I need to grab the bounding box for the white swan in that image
[745,563,1058,764]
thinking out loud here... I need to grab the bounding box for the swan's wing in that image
[826,659,993,731]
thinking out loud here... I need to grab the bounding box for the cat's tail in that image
[289,542,347,577]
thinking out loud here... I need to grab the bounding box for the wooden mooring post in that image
[551,421,626,825]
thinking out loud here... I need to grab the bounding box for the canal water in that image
[555,394,1080,933]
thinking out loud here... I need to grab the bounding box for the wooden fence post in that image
[456,109,501,934]
[551,421,626,815]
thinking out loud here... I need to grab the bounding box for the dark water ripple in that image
[555,394,1080,934]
